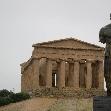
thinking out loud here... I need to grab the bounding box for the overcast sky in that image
[0,0,111,92]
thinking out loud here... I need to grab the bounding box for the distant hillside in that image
[0,97,93,111]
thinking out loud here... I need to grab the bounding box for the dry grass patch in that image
[48,98,93,111]
[0,97,57,111]
[0,97,93,111]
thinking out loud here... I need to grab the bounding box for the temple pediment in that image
[33,38,104,50]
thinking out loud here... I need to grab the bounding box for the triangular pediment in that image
[33,38,104,50]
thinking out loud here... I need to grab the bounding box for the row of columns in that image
[32,58,104,90]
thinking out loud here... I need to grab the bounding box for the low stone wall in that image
[31,87,105,98]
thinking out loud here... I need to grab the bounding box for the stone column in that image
[46,59,52,88]
[68,63,74,86]
[33,58,40,90]
[73,61,80,88]
[86,60,92,89]
[58,60,65,88]
[65,62,69,87]
[98,60,104,89]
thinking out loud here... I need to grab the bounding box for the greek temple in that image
[20,38,104,96]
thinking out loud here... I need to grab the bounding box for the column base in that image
[32,87,105,97]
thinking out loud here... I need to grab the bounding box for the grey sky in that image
[0,0,111,92]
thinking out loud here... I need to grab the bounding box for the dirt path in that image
[0,97,93,111]
[0,97,57,111]
[49,98,93,111]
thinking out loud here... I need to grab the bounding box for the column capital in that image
[79,59,86,63]
[68,61,74,64]
[32,56,41,60]
[86,59,94,63]
[67,58,73,62]
[56,58,60,63]
[46,58,52,61]
[56,59,66,63]
[67,58,80,62]
[74,60,80,63]
[97,59,104,63]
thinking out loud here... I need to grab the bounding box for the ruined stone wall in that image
[21,58,48,92]
[21,62,34,92]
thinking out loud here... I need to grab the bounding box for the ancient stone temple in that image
[20,38,105,97]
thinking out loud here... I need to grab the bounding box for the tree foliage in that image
[0,89,30,106]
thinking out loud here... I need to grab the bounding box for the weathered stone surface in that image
[58,61,65,88]
[73,61,79,88]
[79,62,86,88]
[33,38,104,50]
[86,60,92,89]
[20,38,105,97]
[98,61,104,90]
[34,88,105,97]
[46,59,52,88]
[32,59,40,90]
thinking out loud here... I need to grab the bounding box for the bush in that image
[9,92,30,102]
[0,89,12,97]
[0,89,30,106]
[0,97,13,106]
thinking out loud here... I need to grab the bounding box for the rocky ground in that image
[0,97,93,111]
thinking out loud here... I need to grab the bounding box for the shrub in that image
[10,92,30,102]
[0,89,30,106]
[0,97,12,106]
[0,89,12,97]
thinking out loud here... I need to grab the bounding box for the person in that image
[99,14,111,96]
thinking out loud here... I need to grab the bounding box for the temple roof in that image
[32,38,104,50]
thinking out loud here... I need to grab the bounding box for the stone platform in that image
[32,88,105,98]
